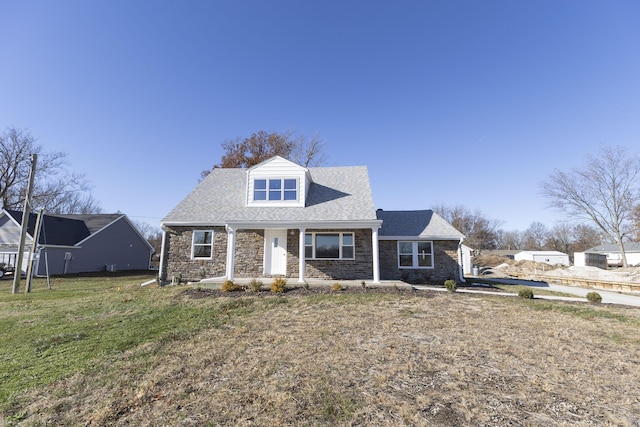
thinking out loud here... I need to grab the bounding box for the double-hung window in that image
[253,178,297,202]
[304,232,355,259]
[398,241,433,268]
[192,230,213,259]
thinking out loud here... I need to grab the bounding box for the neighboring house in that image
[514,250,570,266]
[0,209,154,276]
[159,156,464,284]
[573,252,607,269]
[585,242,640,267]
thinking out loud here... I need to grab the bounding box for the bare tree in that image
[542,145,640,267]
[633,204,640,242]
[433,204,503,249]
[0,127,101,214]
[132,220,162,256]
[499,230,525,250]
[289,132,327,167]
[202,130,327,178]
[524,221,550,250]
[572,223,605,253]
[547,223,573,253]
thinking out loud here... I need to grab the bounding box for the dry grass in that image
[6,286,640,426]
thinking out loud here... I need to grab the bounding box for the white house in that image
[586,242,640,267]
[514,250,570,266]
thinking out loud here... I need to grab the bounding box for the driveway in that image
[468,277,640,308]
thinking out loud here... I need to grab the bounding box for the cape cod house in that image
[159,156,464,284]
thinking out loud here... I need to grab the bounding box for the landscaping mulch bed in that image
[182,285,439,299]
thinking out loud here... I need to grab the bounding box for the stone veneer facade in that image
[163,227,459,284]
[162,227,375,282]
[378,239,461,284]
[162,226,227,282]
[286,228,374,280]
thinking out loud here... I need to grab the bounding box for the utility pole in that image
[25,209,44,293]
[12,154,37,294]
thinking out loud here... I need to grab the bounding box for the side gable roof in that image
[376,210,464,240]
[162,164,378,225]
[4,210,124,246]
[516,250,569,257]
[586,242,640,254]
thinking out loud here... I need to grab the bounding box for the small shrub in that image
[518,289,534,299]
[304,282,310,290]
[332,283,343,291]
[221,280,241,292]
[361,280,366,289]
[271,277,287,293]
[247,278,263,293]
[586,291,602,304]
[444,279,457,293]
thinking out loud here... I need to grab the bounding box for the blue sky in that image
[1,1,639,232]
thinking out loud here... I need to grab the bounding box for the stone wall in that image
[163,226,227,282]
[233,230,265,278]
[379,239,461,284]
[163,227,463,284]
[286,229,374,280]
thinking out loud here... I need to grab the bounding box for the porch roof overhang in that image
[162,219,383,230]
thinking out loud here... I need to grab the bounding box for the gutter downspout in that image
[458,237,466,283]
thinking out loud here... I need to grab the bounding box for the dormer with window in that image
[246,156,311,207]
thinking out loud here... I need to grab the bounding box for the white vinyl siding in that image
[246,157,310,208]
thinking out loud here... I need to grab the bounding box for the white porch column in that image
[225,226,236,280]
[158,229,167,282]
[371,227,380,283]
[298,227,306,283]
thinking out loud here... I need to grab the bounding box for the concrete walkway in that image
[433,277,640,308]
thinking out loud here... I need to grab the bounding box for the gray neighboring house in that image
[0,209,154,276]
[160,156,465,284]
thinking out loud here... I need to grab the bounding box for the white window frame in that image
[253,178,298,202]
[397,241,434,269]
[304,232,355,260]
[192,230,213,260]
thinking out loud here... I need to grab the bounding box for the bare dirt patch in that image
[14,291,640,426]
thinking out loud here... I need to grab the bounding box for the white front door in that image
[264,229,287,276]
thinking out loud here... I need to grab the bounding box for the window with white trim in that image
[304,232,355,259]
[253,178,297,202]
[398,241,433,268]
[192,230,213,259]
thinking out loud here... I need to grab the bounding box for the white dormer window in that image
[254,178,297,201]
[246,156,310,208]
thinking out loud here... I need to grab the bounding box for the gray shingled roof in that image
[162,166,378,224]
[5,210,123,245]
[587,242,640,253]
[376,210,464,240]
